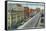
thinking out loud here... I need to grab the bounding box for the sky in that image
[7,1,45,10]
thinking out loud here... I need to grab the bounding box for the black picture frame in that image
[5,1,45,30]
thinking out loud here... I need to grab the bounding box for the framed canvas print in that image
[5,1,45,30]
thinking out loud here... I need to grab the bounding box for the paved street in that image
[17,12,44,29]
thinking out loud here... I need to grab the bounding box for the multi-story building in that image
[7,3,24,29]
[24,7,29,18]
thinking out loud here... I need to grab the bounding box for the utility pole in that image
[10,8,13,29]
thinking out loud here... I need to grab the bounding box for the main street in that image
[17,12,45,29]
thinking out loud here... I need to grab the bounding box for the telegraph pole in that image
[10,8,13,29]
